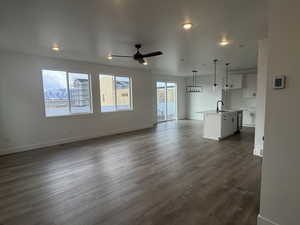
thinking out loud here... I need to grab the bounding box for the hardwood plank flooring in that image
[0,120,262,225]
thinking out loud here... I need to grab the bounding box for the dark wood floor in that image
[0,120,261,225]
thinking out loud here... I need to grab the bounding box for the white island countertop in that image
[197,109,243,115]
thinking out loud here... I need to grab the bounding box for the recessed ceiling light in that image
[52,44,60,51]
[107,54,113,60]
[183,23,193,30]
[219,40,230,46]
[143,61,148,66]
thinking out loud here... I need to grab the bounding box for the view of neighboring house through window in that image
[68,72,91,114]
[42,70,92,117]
[116,76,131,111]
[99,74,132,112]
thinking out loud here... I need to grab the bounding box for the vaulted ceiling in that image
[0,0,268,76]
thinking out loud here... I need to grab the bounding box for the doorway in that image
[156,81,177,122]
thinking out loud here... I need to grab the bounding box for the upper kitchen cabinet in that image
[228,74,243,89]
[223,74,243,90]
[243,88,257,98]
[242,74,257,98]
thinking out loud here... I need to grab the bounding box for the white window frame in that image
[99,74,133,113]
[41,69,93,118]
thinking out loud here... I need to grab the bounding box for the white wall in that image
[254,40,268,157]
[226,74,257,127]
[258,1,300,225]
[185,75,223,120]
[0,51,185,155]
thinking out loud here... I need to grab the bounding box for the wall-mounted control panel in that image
[273,75,286,89]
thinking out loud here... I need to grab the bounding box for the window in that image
[116,76,131,111]
[42,70,92,117]
[99,74,132,112]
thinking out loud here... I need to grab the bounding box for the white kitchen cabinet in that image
[242,109,256,127]
[220,114,230,138]
[203,110,242,141]
[243,88,257,98]
[221,112,237,138]
[228,75,243,89]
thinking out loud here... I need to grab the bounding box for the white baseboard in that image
[253,145,263,157]
[0,124,154,156]
[187,118,204,121]
[243,124,256,128]
[257,214,280,225]
[203,136,219,141]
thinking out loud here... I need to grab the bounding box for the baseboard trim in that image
[257,214,280,225]
[243,124,256,128]
[253,147,263,157]
[0,124,154,156]
[253,144,263,157]
[203,136,219,141]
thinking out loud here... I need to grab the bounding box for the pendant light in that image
[192,70,196,87]
[213,59,218,91]
[225,63,230,90]
[186,70,202,93]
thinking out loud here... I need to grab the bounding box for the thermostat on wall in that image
[273,75,286,89]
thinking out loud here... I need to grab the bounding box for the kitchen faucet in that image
[216,100,224,113]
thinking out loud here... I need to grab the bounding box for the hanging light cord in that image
[226,63,230,88]
[213,59,218,87]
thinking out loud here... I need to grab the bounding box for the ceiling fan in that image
[108,44,163,65]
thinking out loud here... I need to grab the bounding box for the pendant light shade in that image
[192,70,197,86]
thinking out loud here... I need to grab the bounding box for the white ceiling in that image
[0,0,268,76]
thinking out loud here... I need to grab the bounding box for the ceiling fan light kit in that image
[108,44,163,65]
[52,43,60,52]
[183,23,193,31]
[219,40,230,46]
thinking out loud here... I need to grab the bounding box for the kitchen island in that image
[203,110,243,141]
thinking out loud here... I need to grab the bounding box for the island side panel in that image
[203,113,222,140]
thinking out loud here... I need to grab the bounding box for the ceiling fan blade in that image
[141,51,163,58]
[111,55,132,58]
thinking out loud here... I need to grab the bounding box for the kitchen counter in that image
[203,110,243,141]
[198,109,243,114]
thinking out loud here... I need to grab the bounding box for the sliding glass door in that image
[166,82,177,120]
[157,82,166,122]
[156,81,177,122]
